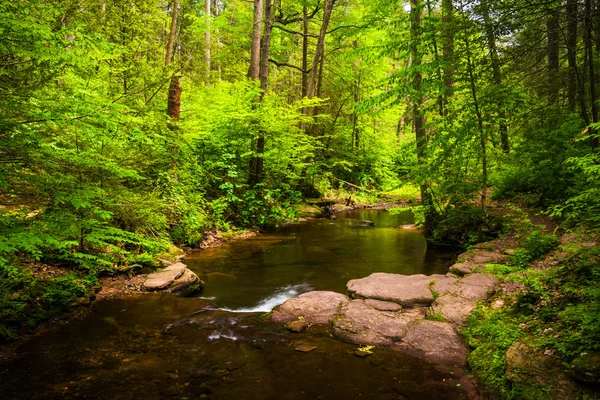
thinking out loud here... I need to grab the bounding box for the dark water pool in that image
[0,210,476,400]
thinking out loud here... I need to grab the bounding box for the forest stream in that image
[0,210,481,400]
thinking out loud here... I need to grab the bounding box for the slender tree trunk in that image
[249,0,275,185]
[441,0,454,113]
[306,0,335,99]
[463,21,487,218]
[302,5,309,98]
[480,0,509,153]
[205,0,211,88]
[165,0,179,67]
[547,6,559,106]
[585,0,599,151]
[411,0,431,222]
[567,0,578,112]
[167,76,182,121]
[248,0,263,79]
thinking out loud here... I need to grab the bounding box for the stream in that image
[0,210,478,399]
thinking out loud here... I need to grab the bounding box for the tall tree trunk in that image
[411,0,431,222]
[306,0,335,99]
[567,0,578,112]
[480,0,509,153]
[441,0,454,114]
[249,0,275,185]
[547,6,559,106]
[165,0,179,67]
[248,0,263,79]
[167,76,182,121]
[205,0,211,88]
[463,19,487,219]
[585,0,599,151]
[301,5,309,98]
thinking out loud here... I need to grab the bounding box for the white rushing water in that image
[217,283,314,313]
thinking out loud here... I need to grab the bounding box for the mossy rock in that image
[158,244,185,262]
[297,205,322,218]
[505,342,579,399]
[571,352,600,384]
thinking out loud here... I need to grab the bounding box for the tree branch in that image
[268,59,312,73]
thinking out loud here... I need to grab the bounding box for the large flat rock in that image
[271,291,348,325]
[144,263,187,290]
[432,273,498,301]
[457,249,506,265]
[429,294,477,325]
[395,320,468,366]
[347,273,446,307]
[333,300,415,346]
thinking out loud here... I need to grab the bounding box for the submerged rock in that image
[144,263,187,290]
[347,273,446,307]
[272,291,348,325]
[286,320,309,333]
[294,343,318,353]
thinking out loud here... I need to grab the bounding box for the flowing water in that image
[0,210,477,400]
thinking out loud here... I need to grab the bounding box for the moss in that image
[425,311,445,322]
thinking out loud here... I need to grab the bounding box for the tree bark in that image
[301,5,309,98]
[441,0,454,113]
[205,0,211,88]
[567,0,578,112]
[463,18,487,218]
[249,0,275,185]
[306,0,335,99]
[547,6,559,106]
[167,75,182,121]
[248,0,263,79]
[585,0,599,151]
[411,0,431,221]
[480,0,508,153]
[165,0,179,67]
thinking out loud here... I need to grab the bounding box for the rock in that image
[457,249,506,265]
[272,291,348,325]
[449,262,476,276]
[395,320,468,366]
[167,268,203,296]
[364,299,402,312]
[428,294,476,325]
[346,219,375,227]
[431,273,498,301]
[286,320,309,333]
[294,343,318,353]
[354,349,371,358]
[157,258,173,267]
[333,300,415,347]
[505,342,579,399]
[298,205,322,218]
[398,224,419,231]
[347,273,446,307]
[571,352,600,383]
[144,263,187,290]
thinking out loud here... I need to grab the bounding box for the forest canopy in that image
[0,0,599,331]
